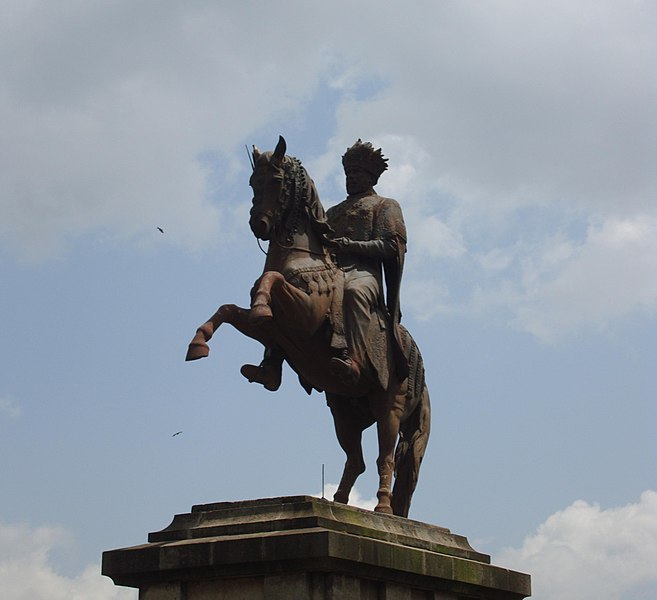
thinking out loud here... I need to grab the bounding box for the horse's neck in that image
[264,223,328,273]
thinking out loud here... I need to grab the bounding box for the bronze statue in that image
[186,137,430,517]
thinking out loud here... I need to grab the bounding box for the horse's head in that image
[248,136,289,241]
[249,136,333,246]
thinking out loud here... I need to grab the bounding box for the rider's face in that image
[345,166,375,196]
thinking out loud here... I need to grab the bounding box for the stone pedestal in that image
[102,495,530,599]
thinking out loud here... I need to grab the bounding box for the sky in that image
[1,1,656,599]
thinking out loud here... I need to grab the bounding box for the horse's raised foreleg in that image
[250,271,286,323]
[186,304,252,361]
[250,271,326,337]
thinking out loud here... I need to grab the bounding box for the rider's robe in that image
[326,192,409,382]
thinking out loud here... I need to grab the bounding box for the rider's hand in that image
[327,236,352,251]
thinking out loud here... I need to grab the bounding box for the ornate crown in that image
[341,140,388,180]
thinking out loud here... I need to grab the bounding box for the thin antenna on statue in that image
[245,144,255,171]
[322,464,325,499]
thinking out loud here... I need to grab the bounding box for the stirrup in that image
[330,353,360,385]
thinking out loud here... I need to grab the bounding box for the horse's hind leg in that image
[327,394,369,505]
[373,398,404,515]
[186,304,251,361]
[391,385,430,517]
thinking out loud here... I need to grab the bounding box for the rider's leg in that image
[331,271,379,383]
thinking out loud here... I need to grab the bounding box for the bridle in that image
[253,156,328,258]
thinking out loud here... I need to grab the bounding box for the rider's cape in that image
[374,197,409,381]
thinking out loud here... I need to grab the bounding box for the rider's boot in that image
[330,349,360,385]
[240,348,283,391]
[240,362,282,391]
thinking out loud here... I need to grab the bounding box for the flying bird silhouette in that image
[172,431,182,437]
[157,227,164,233]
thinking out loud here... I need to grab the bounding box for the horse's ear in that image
[252,145,261,165]
[272,135,286,165]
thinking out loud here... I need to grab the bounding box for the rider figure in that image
[326,140,408,384]
[240,140,408,390]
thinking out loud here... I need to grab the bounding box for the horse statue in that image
[186,136,430,517]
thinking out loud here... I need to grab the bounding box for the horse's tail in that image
[391,334,431,518]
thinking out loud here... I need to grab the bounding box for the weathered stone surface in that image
[102,496,530,599]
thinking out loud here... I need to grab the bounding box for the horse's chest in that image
[284,264,335,296]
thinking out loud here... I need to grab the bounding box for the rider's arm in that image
[332,236,398,258]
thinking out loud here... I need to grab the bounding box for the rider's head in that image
[342,140,388,196]
[344,165,375,196]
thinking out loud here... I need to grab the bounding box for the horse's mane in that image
[283,156,334,240]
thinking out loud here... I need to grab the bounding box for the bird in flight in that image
[157,226,164,233]
[172,431,182,437]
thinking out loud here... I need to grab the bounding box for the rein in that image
[270,232,327,257]
[256,225,328,258]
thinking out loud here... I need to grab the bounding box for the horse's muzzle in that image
[249,210,272,240]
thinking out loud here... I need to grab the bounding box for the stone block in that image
[103,496,530,599]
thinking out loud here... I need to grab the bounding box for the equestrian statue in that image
[186,136,430,517]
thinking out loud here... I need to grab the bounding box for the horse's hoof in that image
[186,342,209,361]
[374,489,393,514]
[249,304,273,324]
[374,502,393,515]
[333,491,349,504]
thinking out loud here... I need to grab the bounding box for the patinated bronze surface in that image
[186,137,430,517]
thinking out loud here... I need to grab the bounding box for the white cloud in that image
[308,0,656,338]
[370,135,467,260]
[0,1,336,261]
[3,1,654,262]
[411,215,466,260]
[0,396,21,418]
[497,491,657,600]
[477,248,513,273]
[513,216,657,341]
[327,1,657,217]
[316,484,378,512]
[0,522,135,600]
[1,1,655,337]
[400,212,657,341]
[403,278,454,322]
